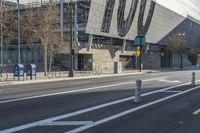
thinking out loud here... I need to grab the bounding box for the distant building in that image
[1,0,18,9]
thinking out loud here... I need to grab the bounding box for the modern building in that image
[1,0,200,73]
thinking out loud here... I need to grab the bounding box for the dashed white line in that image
[162,90,183,93]
[0,80,196,133]
[0,77,166,104]
[40,121,93,126]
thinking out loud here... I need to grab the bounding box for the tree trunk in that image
[44,45,48,76]
[49,54,52,72]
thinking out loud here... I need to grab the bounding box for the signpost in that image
[136,48,141,57]
[134,36,146,46]
[134,36,146,72]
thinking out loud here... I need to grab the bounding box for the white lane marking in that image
[40,121,93,126]
[162,90,183,93]
[66,86,200,133]
[0,80,196,133]
[0,77,166,104]
[193,108,200,115]
[158,79,181,83]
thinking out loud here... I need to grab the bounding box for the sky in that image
[4,0,200,9]
[184,0,200,9]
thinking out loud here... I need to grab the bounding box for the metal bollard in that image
[192,72,196,86]
[134,79,142,103]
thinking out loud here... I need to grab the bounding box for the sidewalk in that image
[0,67,198,86]
[0,70,155,86]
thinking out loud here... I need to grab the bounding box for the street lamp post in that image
[17,0,21,64]
[1,0,3,66]
[177,33,186,69]
[68,0,74,77]
[60,0,64,38]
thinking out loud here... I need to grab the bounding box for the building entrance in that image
[78,54,93,71]
[120,55,136,70]
[161,49,171,68]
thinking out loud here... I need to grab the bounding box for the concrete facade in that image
[81,0,200,72]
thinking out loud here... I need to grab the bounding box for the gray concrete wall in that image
[142,52,161,69]
[172,54,193,69]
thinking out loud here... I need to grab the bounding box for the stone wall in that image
[79,48,135,73]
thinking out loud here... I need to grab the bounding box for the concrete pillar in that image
[87,34,93,51]
[121,40,126,53]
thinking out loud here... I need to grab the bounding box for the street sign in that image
[134,36,146,46]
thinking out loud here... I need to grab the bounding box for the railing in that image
[47,64,61,78]
[0,64,8,81]
[80,63,102,76]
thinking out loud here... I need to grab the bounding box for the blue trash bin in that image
[27,64,36,80]
[14,64,24,80]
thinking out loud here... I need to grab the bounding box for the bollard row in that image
[134,72,196,104]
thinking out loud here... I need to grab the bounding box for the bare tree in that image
[21,1,63,76]
[166,34,187,69]
[1,9,17,64]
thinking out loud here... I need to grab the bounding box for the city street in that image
[1,0,200,133]
[0,70,200,133]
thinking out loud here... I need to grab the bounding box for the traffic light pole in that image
[0,0,3,66]
[139,39,142,72]
[139,47,142,72]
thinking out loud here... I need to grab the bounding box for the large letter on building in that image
[101,0,115,33]
[117,0,139,37]
[137,0,156,36]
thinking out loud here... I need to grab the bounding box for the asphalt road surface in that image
[0,70,200,133]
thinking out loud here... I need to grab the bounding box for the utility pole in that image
[17,0,21,64]
[0,0,3,66]
[68,0,74,77]
[177,33,186,69]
